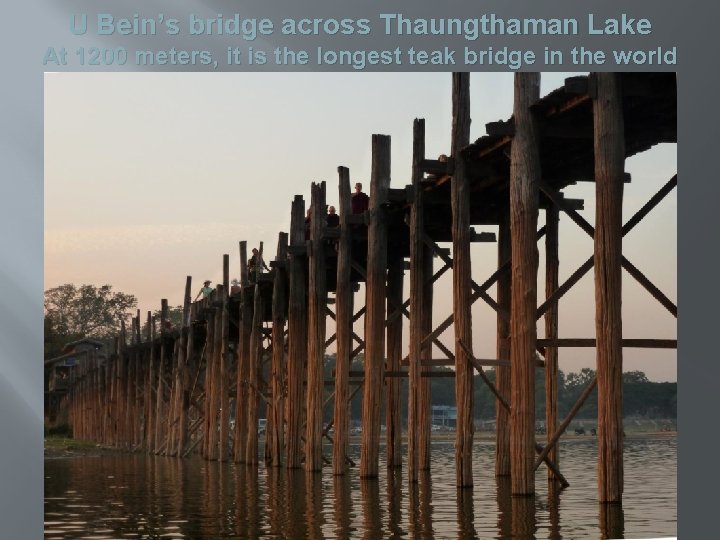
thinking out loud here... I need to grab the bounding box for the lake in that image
[45,435,676,539]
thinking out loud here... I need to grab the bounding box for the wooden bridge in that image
[56,72,676,503]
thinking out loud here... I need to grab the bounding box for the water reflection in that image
[457,488,478,539]
[599,502,625,540]
[44,437,676,539]
[512,495,537,539]
[333,474,353,538]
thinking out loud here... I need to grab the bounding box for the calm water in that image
[45,437,676,539]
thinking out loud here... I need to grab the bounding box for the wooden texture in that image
[220,257,230,461]
[385,246,403,469]
[286,196,307,469]
[594,72,625,503]
[451,72,474,488]
[509,73,541,495]
[495,210,511,476]
[268,232,288,467]
[333,168,353,475]
[305,182,327,472]
[246,282,263,465]
[419,235,433,472]
[544,206,560,480]
[360,135,391,478]
[408,118,425,483]
[234,241,251,463]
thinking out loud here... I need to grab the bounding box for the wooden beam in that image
[537,338,676,349]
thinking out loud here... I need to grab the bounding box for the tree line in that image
[322,355,676,423]
[44,284,676,422]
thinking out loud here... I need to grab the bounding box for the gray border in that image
[3,0,709,536]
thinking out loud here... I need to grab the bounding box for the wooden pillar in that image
[419,232,433,472]
[234,241,251,463]
[544,206,560,480]
[155,300,169,453]
[408,119,425,483]
[305,181,327,472]
[386,242,404,469]
[333,168,353,475]
[268,232,288,467]
[286,196,307,469]
[451,72,474,488]
[509,72,541,495]
[145,313,155,452]
[178,283,193,457]
[246,281,263,465]
[118,321,128,448]
[360,134,391,478]
[220,256,230,461]
[203,298,218,459]
[593,72,625,503]
[496,210,511,476]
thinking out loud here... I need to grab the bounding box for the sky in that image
[44,72,677,382]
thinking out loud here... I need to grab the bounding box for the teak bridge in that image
[55,72,676,502]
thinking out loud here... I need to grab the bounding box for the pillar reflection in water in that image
[386,468,404,537]
[266,467,284,538]
[306,472,325,539]
[511,494,537,539]
[283,469,307,538]
[496,476,513,538]
[360,477,382,540]
[418,470,434,539]
[333,473,354,538]
[457,487,478,539]
[547,480,562,539]
[599,502,624,540]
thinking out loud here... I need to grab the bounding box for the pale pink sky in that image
[45,73,677,381]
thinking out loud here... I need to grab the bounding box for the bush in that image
[47,424,73,437]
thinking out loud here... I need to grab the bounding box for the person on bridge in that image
[194,280,214,301]
[351,182,369,214]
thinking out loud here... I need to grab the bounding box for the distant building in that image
[45,338,106,426]
[431,405,457,427]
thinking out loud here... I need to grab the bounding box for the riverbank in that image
[44,437,124,459]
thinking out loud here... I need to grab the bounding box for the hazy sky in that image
[45,72,677,381]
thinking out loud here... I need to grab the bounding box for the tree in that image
[623,370,650,384]
[44,284,138,341]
